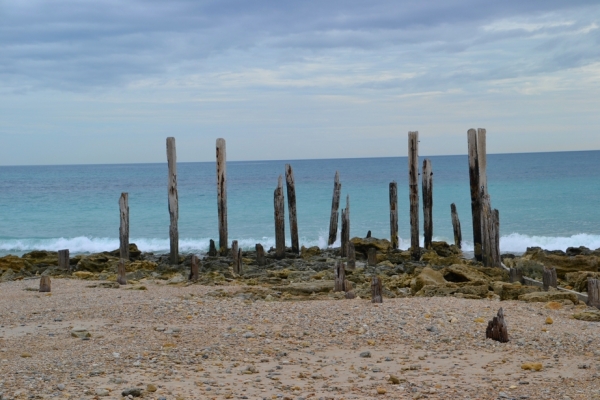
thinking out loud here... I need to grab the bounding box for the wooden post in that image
[422,159,433,250]
[274,175,286,259]
[347,242,356,270]
[542,266,557,291]
[189,255,199,281]
[58,249,70,270]
[408,131,420,260]
[216,138,228,255]
[493,209,500,261]
[367,248,377,266]
[39,276,51,293]
[328,171,342,246]
[255,243,266,266]
[285,164,299,254]
[467,129,482,261]
[232,240,242,275]
[334,261,346,292]
[389,182,398,250]
[119,192,129,260]
[486,308,509,343]
[509,268,523,284]
[371,276,383,304]
[477,129,488,195]
[341,195,350,257]
[450,203,462,249]
[117,259,127,285]
[480,191,500,268]
[166,137,179,265]
[345,280,355,299]
[208,239,218,257]
[366,230,371,238]
[587,278,600,309]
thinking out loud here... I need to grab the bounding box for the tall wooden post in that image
[328,171,342,246]
[119,193,129,260]
[468,129,482,261]
[334,261,346,292]
[493,209,500,260]
[232,240,239,270]
[481,191,500,268]
[347,242,356,270]
[389,182,398,249]
[542,267,557,291]
[341,195,350,257]
[117,259,127,285]
[422,159,433,250]
[408,132,420,260]
[58,249,70,270]
[166,137,179,265]
[216,138,228,255]
[450,203,462,249]
[285,164,299,254]
[274,175,286,259]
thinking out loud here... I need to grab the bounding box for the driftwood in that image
[367,248,377,266]
[255,243,266,266]
[189,255,199,281]
[117,259,127,285]
[450,203,462,249]
[328,171,342,246]
[371,276,383,304]
[341,195,350,257]
[509,267,523,284]
[467,129,482,261]
[208,239,218,257]
[119,192,129,260]
[408,131,420,261]
[216,138,228,255]
[588,278,600,309]
[389,182,398,249]
[486,308,509,343]
[347,242,356,270]
[334,262,346,292]
[58,249,70,271]
[422,159,433,250]
[285,164,299,254]
[542,266,558,291]
[39,276,51,293]
[166,137,179,265]
[274,176,286,259]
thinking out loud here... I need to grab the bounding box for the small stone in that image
[121,388,142,397]
[521,362,543,371]
[70,327,91,339]
[545,317,553,324]
[360,351,371,358]
[146,384,157,392]
[545,301,562,310]
[20,352,32,358]
[95,388,109,396]
[376,387,386,394]
[388,375,400,384]
[56,384,65,391]
[474,317,485,323]
[243,332,255,338]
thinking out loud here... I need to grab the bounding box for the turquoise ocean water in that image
[0,151,599,256]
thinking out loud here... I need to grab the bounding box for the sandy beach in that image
[1,278,599,400]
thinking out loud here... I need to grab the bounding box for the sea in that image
[1,151,599,257]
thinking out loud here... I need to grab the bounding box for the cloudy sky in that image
[1,0,599,165]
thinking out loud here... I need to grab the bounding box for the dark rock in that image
[121,388,142,397]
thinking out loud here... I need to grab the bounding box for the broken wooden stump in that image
[347,242,356,270]
[340,195,350,257]
[39,276,51,293]
[542,266,557,291]
[366,230,371,238]
[371,276,383,304]
[208,239,218,257]
[588,278,600,309]
[117,259,127,285]
[58,249,70,271]
[119,192,129,260]
[486,307,509,343]
[422,159,433,250]
[189,255,199,281]
[367,248,377,266]
[232,240,243,275]
[345,280,355,299]
[328,171,341,246]
[274,176,286,259]
[509,267,523,284]
[408,131,420,261]
[255,243,266,266]
[334,261,346,292]
[450,203,462,249]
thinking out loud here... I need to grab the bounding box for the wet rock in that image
[572,310,600,321]
[411,267,446,293]
[351,237,392,253]
[518,291,578,303]
[522,248,598,278]
[272,280,333,295]
[121,388,142,397]
[76,253,119,273]
[0,255,32,272]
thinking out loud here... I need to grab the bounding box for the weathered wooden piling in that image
[345,280,355,299]
[341,195,350,257]
[328,171,342,246]
[117,259,127,285]
[166,137,179,265]
[450,203,462,248]
[367,248,377,266]
[422,159,433,250]
[588,278,600,309]
[58,249,69,270]
[481,192,500,268]
[408,131,420,260]
[542,266,557,291]
[208,239,218,257]
[119,192,129,260]
[493,209,500,262]
[389,182,398,250]
[371,276,383,304]
[347,242,356,270]
[467,129,482,261]
[39,276,51,293]
[231,240,240,274]
[334,261,346,292]
[486,308,509,343]
[274,176,286,259]
[189,255,199,281]
[366,230,371,238]
[216,138,228,255]
[285,164,299,254]
[477,128,488,194]
[509,267,523,284]
[255,243,266,266]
